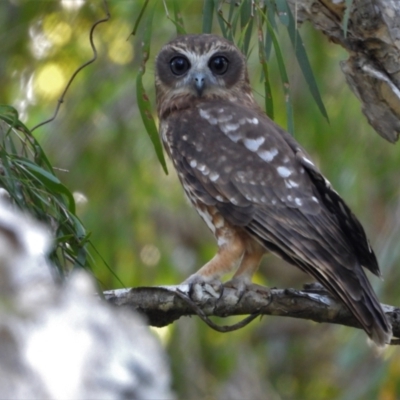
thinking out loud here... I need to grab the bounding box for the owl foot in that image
[181,274,223,299]
[223,278,269,302]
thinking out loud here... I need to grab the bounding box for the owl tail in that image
[306,259,392,347]
[339,269,392,347]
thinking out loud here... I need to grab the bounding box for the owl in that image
[155,34,391,346]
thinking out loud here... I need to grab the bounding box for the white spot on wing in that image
[217,114,233,123]
[221,123,240,134]
[295,197,303,206]
[247,117,259,125]
[199,108,218,125]
[226,131,242,143]
[209,172,220,182]
[312,196,319,203]
[302,156,315,166]
[243,137,265,152]
[258,148,278,162]
[190,159,197,168]
[198,164,210,176]
[285,179,299,188]
[277,166,292,178]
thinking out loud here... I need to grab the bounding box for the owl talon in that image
[181,275,223,299]
[224,278,269,303]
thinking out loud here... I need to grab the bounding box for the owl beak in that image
[193,72,206,96]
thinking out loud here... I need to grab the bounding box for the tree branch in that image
[104,284,400,344]
[287,0,400,143]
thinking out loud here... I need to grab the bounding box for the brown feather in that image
[155,34,392,346]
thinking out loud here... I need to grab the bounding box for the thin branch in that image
[31,0,111,133]
[104,284,400,345]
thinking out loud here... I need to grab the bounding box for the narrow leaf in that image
[136,5,168,174]
[15,159,76,214]
[274,0,289,26]
[202,0,214,33]
[214,0,229,38]
[257,21,274,118]
[130,0,150,36]
[279,1,329,121]
[258,6,294,134]
[172,0,186,35]
[240,0,253,56]
[264,0,277,59]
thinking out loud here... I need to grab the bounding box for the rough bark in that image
[104,284,400,344]
[287,0,400,143]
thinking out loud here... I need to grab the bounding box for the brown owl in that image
[155,34,391,346]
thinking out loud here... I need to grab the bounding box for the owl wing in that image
[167,101,378,271]
[164,100,390,344]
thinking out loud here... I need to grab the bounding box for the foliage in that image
[0,105,90,276]
[1,0,400,398]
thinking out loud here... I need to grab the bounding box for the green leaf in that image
[278,1,329,122]
[214,0,229,38]
[172,0,186,35]
[130,0,150,36]
[136,5,168,175]
[240,0,253,56]
[15,159,76,214]
[258,5,294,134]
[257,15,274,119]
[227,0,237,26]
[264,0,277,59]
[0,105,55,172]
[202,0,214,33]
[0,105,31,136]
[274,0,289,26]
[237,18,254,56]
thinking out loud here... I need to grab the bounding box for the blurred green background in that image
[2,0,400,398]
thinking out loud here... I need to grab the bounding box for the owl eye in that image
[209,56,229,75]
[170,56,190,75]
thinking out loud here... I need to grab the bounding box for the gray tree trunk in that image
[287,0,400,143]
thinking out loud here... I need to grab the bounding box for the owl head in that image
[155,34,253,118]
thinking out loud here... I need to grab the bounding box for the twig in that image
[31,0,111,133]
[175,289,262,332]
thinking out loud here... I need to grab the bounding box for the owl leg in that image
[224,240,267,297]
[182,232,246,290]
